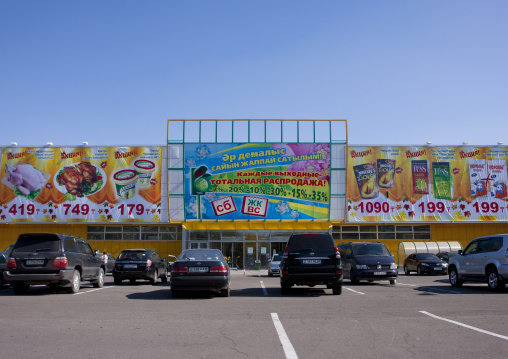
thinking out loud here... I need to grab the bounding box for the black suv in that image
[280,233,342,295]
[113,249,168,285]
[4,233,105,294]
[338,242,398,285]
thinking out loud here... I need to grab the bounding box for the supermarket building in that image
[1,120,507,268]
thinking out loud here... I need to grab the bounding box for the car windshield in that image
[352,243,391,256]
[178,250,224,261]
[289,234,332,251]
[118,251,147,260]
[272,255,282,261]
[417,253,440,260]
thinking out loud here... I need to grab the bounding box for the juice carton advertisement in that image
[468,159,488,197]
[488,160,507,199]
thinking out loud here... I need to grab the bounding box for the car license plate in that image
[124,264,137,269]
[434,267,442,270]
[26,259,44,265]
[374,271,386,275]
[302,260,321,264]
[189,267,209,272]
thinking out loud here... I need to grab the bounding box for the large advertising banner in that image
[347,146,508,222]
[184,143,330,220]
[0,146,162,223]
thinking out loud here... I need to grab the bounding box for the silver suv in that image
[448,234,508,291]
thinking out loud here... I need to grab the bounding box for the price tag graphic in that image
[211,196,237,217]
[241,196,268,217]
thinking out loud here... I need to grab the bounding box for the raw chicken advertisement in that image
[0,146,162,223]
[347,146,508,222]
[184,143,330,220]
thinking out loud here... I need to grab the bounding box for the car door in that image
[459,240,479,276]
[472,238,492,277]
[342,245,353,278]
[406,254,415,271]
[77,239,98,279]
[153,251,163,274]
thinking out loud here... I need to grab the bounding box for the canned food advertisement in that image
[0,146,162,222]
[184,143,330,220]
[347,146,508,222]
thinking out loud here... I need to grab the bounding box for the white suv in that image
[448,234,508,291]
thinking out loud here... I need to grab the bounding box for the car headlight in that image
[442,263,448,267]
[390,263,397,270]
[356,264,368,270]
[422,263,430,266]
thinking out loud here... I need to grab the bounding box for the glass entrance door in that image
[222,242,244,270]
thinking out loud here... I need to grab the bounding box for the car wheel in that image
[350,270,359,284]
[161,270,168,283]
[487,268,505,291]
[114,277,122,285]
[67,269,81,294]
[390,279,396,285]
[332,283,342,295]
[93,268,104,288]
[12,283,30,295]
[220,287,230,297]
[417,266,423,275]
[449,267,463,287]
[281,279,291,294]
[404,265,410,275]
[150,270,158,285]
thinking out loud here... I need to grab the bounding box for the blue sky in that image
[1,1,507,147]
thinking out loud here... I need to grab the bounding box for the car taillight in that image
[336,269,342,274]
[6,257,16,269]
[209,266,228,273]
[171,266,188,273]
[283,246,289,259]
[334,245,340,259]
[53,257,68,268]
[146,260,152,267]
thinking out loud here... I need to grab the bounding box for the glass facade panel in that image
[123,233,139,240]
[105,227,122,233]
[105,233,122,240]
[141,233,159,240]
[396,233,414,240]
[379,233,396,240]
[123,226,140,233]
[360,233,377,240]
[360,226,376,232]
[87,233,104,240]
[396,226,413,232]
[342,233,359,240]
[378,226,395,233]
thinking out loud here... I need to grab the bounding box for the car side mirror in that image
[458,250,463,255]
[95,250,100,255]
[163,258,167,262]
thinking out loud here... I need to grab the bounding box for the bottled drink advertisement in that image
[347,146,508,222]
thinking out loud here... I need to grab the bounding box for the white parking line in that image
[73,286,114,295]
[420,311,508,341]
[271,313,299,359]
[260,281,268,296]
[397,283,461,294]
[344,287,365,295]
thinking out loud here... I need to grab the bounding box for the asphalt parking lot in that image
[1,271,508,359]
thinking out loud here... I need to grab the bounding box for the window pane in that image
[209,231,221,241]
[414,225,430,232]
[105,233,122,240]
[190,232,208,240]
[332,226,341,231]
[87,233,104,240]
[378,233,395,240]
[142,226,158,233]
[105,227,122,233]
[160,233,177,241]
[141,233,159,240]
[342,226,359,232]
[396,233,413,240]
[332,233,341,240]
[342,233,359,240]
[87,226,104,233]
[360,226,376,233]
[360,233,377,240]
[123,226,140,233]
[123,233,139,240]
[414,233,431,240]
[396,226,413,232]
[159,226,175,232]
[378,226,395,233]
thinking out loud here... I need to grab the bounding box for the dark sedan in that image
[170,249,230,298]
[404,253,448,275]
[113,249,168,285]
